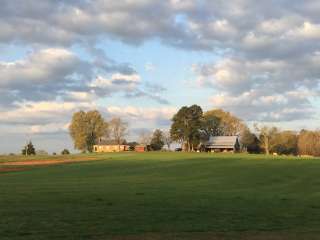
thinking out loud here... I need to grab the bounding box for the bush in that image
[21,141,36,155]
[61,149,70,155]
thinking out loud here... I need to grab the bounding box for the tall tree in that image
[150,129,164,151]
[201,114,221,142]
[255,124,278,155]
[240,128,260,153]
[69,110,108,152]
[109,117,128,150]
[204,109,246,136]
[170,105,203,151]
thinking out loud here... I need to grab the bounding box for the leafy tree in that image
[22,141,36,155]
[271,131,298,155]
[170,105,203,151]
[204,109,246,136]
[240,128,261,153]
[127,142,139,151]
[61,149,70,155]
[201,114,221,141]
[69,110,108,152]
[109,117,128,150]
[170,106,189,147]
[150,129,164,151]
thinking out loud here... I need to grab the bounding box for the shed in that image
[206,136,240,153]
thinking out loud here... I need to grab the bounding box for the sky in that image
[1,0,320,154]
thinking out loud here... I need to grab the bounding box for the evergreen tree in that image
[22,141,36,155]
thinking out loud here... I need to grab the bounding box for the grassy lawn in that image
[1,152,320,239]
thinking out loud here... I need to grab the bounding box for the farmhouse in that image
[93,140,130,153]
[206,136,240,153]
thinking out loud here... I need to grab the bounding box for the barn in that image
[206,136,240,153]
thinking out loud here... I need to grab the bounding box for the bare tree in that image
[163,130,172,150]
[109,117,128,150]
[255,124,278,155]
[298,130,320,156]
[138,129,152,145]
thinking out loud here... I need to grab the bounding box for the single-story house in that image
[135,145,146,152]
[93,144,130,153]
[206,136,240,153]
[93,139,130,153]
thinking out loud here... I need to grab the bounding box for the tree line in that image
[65,107,320,156]
[21,141,70,156]
[69,110,172,152]
[170,105,320,156]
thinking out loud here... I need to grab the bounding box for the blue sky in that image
[1,0,320,153]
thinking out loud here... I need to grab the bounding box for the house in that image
[135,145,147,152]
[93,139,130,153]
[206,136,240,153]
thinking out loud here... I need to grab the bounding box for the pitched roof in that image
[206,136,238,149]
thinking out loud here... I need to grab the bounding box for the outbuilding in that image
[135,145,147,152]
[206,136,240,153]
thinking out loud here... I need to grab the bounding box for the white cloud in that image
[0,47,168,106]
[90,74,140,88]
[3,0,320,151]
[0,101,96,125]
[196,55,319,121]
[0,48,82,88]
[107,106,176,121]
[287,21,320,40]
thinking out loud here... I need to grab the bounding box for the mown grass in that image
[1,152,320,239]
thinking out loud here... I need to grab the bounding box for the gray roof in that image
[206,136,238,149]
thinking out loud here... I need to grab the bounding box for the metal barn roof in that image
[206,136,238,149]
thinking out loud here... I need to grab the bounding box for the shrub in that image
[61,149,70,155]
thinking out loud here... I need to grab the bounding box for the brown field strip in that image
[0,167,26,173]
[0,155,103,174]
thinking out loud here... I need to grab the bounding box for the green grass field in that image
[1,152,320,239]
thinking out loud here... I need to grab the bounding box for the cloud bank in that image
[2,0,320,152]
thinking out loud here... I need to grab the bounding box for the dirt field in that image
[0,154,103,173]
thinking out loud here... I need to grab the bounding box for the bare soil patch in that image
[0,167,25,173]
[0,156,100,167]
[2,159,76,166]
